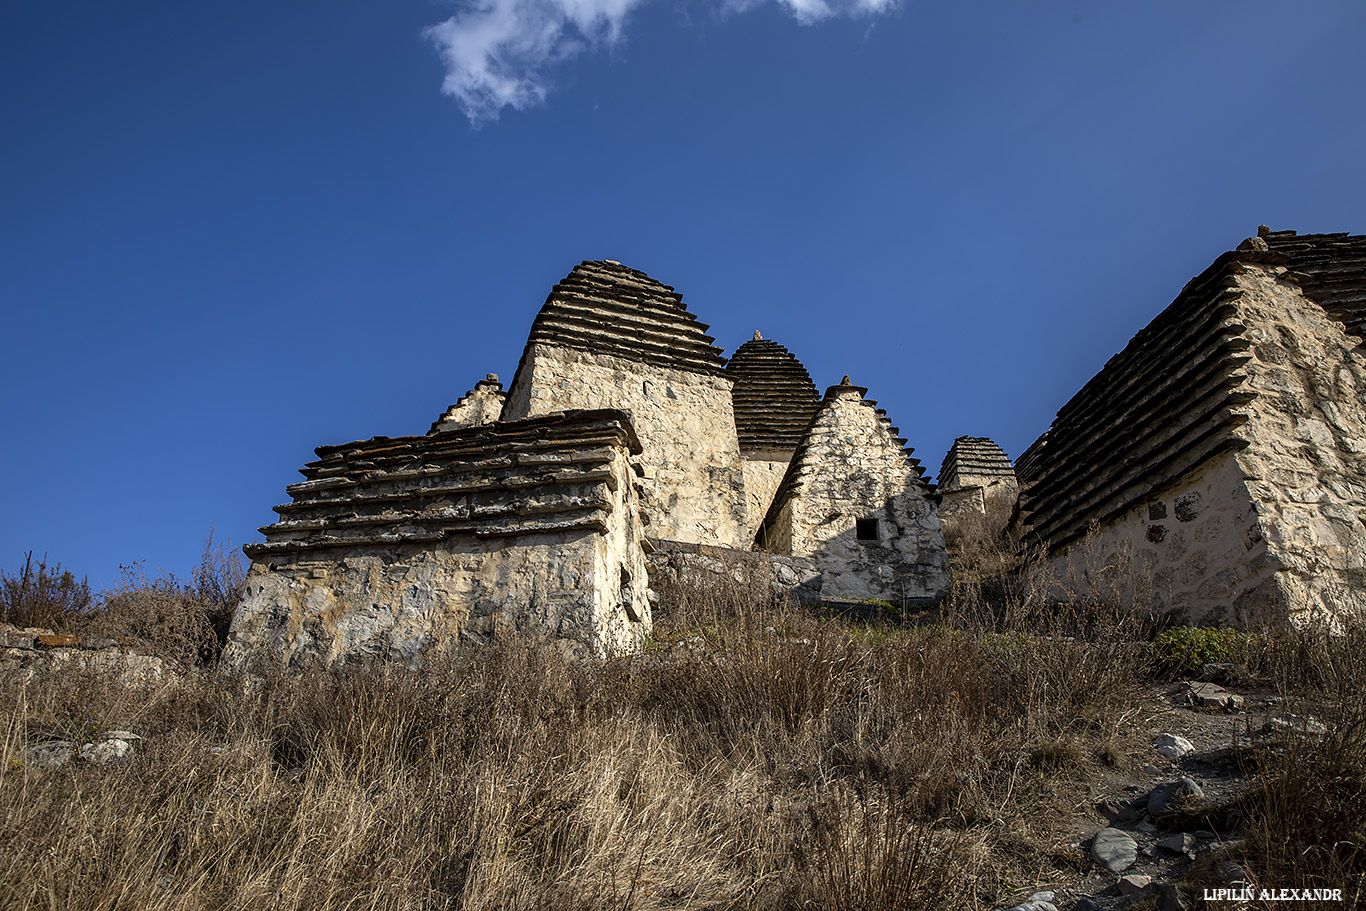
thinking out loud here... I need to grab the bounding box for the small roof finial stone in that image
[753,330,763,341]
[841,375,852,386]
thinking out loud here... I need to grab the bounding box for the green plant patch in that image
[1150,626,1256,677]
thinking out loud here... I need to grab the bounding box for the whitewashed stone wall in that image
[768,387,950,604]
[1229,263,1366,626]
[226,416,649,667]
[740,452,791,542]
[230,529,643,668]
[504,345,748,548]
[430,374,506,432]
[1043,452,1278,625]
[1036,263,1366,628]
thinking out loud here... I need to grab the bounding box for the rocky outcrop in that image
[227,409,649,667]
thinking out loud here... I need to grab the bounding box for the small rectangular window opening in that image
[856,518,879,542]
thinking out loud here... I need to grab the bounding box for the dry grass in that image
[1,532,245,666]
[1230,622,1366,903]
[0,552,93,629]
[2,542,1148,911]
[3,534,1362,909]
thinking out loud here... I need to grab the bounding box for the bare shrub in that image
[0,552,92,629]
[91,530,246,666]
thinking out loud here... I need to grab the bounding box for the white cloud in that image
[778,0,899,23]
[427,0,899,126]
[425,0,646,127]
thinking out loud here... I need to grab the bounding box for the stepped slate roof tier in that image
[429,373,505,433]
[1261,228,1366,341]
[246,409,643,557]
[513,260,728,380]
[1014,249,1263,552]
[1013,226,1366,626]
[231,408,650,665]
[1015,227,1366,557]
[725,333,821,451]
[938,437,1015,491]
[761,378,928,536]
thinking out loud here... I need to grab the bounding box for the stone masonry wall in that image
[767,386,949,604]
[740,452,791,542]
[1042,451,1280,626]
[504,344,748,548]
[226,411,649,667]
[1,624,174,686]
[231,531,637,667]
[429,374,506,432]
[1229,263,1366,625]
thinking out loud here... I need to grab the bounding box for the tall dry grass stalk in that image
[2,544,1150,911]
[6,535,1360,908]
[1235,621,1366,902]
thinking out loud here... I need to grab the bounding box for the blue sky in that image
[3,0,1363,591]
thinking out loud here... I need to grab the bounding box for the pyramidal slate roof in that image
[758,379,928,541]
[519,260,728,376]
[938,437,1014,491]
[1015,227,1366,553]
[1261,228,1366,341]
[725,332,821,451]
[1014,243,1268,551]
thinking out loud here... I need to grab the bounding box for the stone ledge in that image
[0,625,142,652]
[0,624,174,685]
